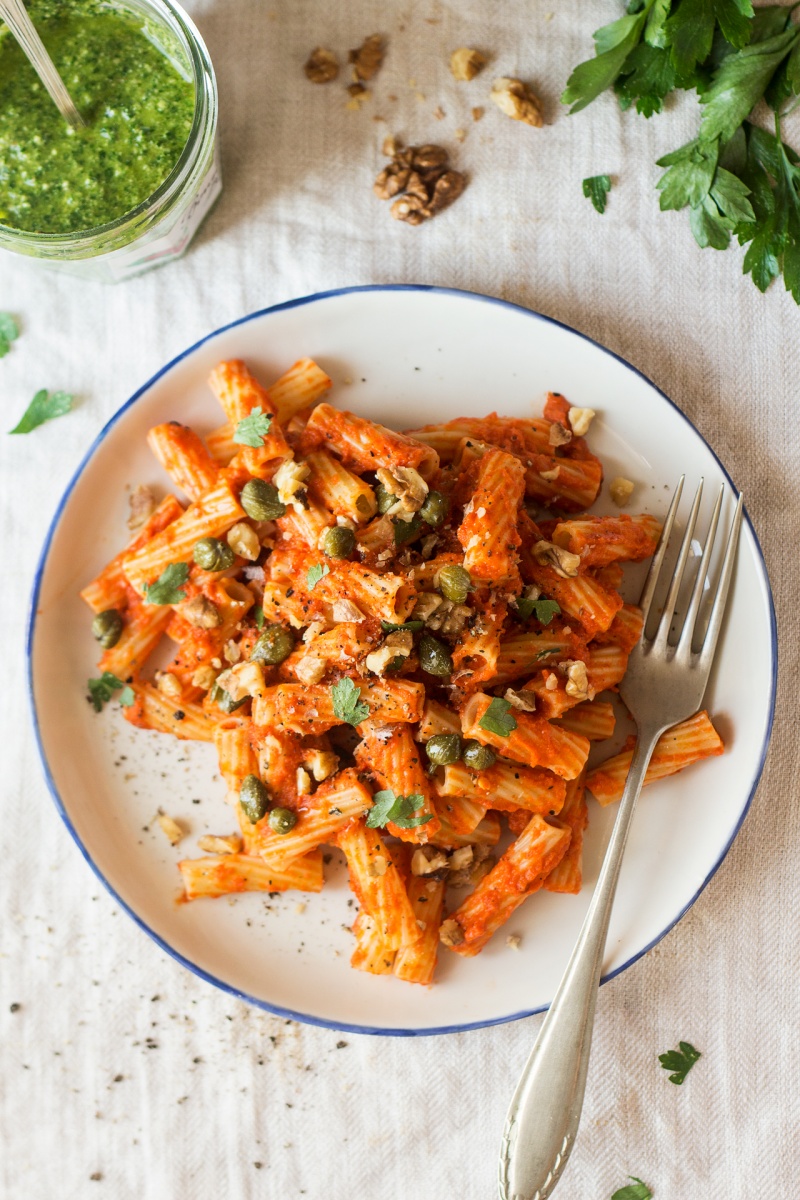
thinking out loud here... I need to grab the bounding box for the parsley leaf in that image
[143,561,190,605]
[656,138,719,210]
[513,596,561,624]
[562,6,651,114]
[118,686,136,708]
[699,28,799,143]
[365,789,432,830]
[0,312,19,358]
[658,1039,701,1084]
[331,676,370,725]
[479,696,518,738]
[380,619,424,633]
[665,0,716,76]
[611,1178,653,1200]
[615,42,680,117]
[233,406,273,448]
[307,563,330,589]
[583,174,613,213]
[87,672,128,712]
[8,389,73,435]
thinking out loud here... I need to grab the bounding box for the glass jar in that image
[0,0,221,283]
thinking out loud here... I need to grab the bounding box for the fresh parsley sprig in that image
[658,1039,701,1084]
[331,676,370,725]
[583,174,613,212]
[233,406,273,448]
[87,672,130,712]
[307,563,331,589]
[143,562,190,606]
[9,389,73,434]
[365,789,433,830]
[478,696,518,737]
[513,595,562,625]
[611,1177,653,1200]
[565,1,800,302]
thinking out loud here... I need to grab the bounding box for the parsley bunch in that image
[564,1,800,301]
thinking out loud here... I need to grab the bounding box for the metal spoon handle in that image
[0,0,84,129]
[498,732,661,1200]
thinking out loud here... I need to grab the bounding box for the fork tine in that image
[652,479,704,652]
[638,476,684,626]
[677,483,724,656]
[697,492,744,670]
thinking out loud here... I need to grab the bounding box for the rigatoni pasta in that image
[81,356,726,986]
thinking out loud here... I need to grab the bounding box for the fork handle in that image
[499,729,663,1200]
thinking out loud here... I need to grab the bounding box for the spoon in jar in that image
[0,0,85,129]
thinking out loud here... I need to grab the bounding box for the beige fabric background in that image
[1,2,795,1197]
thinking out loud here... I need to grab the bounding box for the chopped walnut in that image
[532,539,580,579]
[156,671,182,701]
[294,653,328,687]
[332,599,366,623]
[549,422,572,448]
[490,77,544,127]
[191,664,218,691]
[412,846,449,876]
[382,134,399,157]
[568,407,596,437]
[506,934,521,951]
[425,599,472,637]
[127,484,157,530]
[439,917,466,947]
[504,687,538,712]
[376,465,428,519]
[303,749,339,782]
[346,83,370,110]
[157,813,184,846]
[223,639,241,665]
[365,630,413,675]
[198,834,242,855]
[450,47,487,82]
[349,34,384,81]
[472,105,484,121]
[180,595,221,629]
[302,621,326,644]
[273,458,310,511]
[368,855,388,878]
[412,592,444,622]
[296,767,313,796]
[376,143,467,225]
[304,47,339,84]
[539,465,560,482]
[560,659,590,702]
[544,672,559,692]
[215,661,265,702]
[449,846,473,873]
[226,521,260,561]
[610,477,635,507]
[392,170,466,224]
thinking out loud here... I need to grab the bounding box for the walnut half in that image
[304,47,339,84]
[450,47,486,82]
[490,77,544,128]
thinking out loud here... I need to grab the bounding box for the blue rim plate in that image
[27,286,777,1036]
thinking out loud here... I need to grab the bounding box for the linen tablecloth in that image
[2,3,796,1197]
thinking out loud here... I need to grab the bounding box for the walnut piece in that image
[450,47,486,82]
[610,477,635,507]
[226,521,260,561]
[303,749,339,782]
[127,484,157,530]
[304,47,339,84]
[376,143,467,226]
[296,767,313,796]
[273,458,310,511]
[198,834,242,855]
[215,661,265,702]
[411,846,449,876]
[439,917,466,947]
[548,422,572,448]
[180,595,221,628]
[156,671,182,701]
[568,407,596,437]
[376,465,428,519]
[191,664,217,691]
[532,539,580,579]
[561,659,590,702]
[424,598,472,636]
[365,630,413,676]
[490,77,544,127]
[349,34,384,81]
[157,813,185,846]
[504,687,538,712]
[332,598,366,623]
[539,465,560,482]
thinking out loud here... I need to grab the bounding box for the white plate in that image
[28,287,776,1036]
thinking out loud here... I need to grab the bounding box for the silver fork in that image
[0,0,85,129]
[498,478,744,1200]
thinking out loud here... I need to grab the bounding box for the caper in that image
[250,623,295,666]
[320,525,356,560]
[91,609,123,649]
[462,739,496,771]
[425,733,463,767]
[420,490,450,528]
[239,479,286,521]
[437,564,472,605]
[375,482,395,514]
[211,685,248,714]
[268,807,298,835]
[193,536,235,572]
[393,514,423,546]
[419,633,453,677]
[240,774,270,823]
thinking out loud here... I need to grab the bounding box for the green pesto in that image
[0,2,195,233]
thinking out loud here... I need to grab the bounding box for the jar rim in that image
[0,0,217,248]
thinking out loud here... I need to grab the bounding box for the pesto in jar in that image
[0,1,196,234]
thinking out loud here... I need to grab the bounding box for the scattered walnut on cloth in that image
[490,77,544,127]
[374,140,466,226]
[304,47,339,84]
[349,34,384,81]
